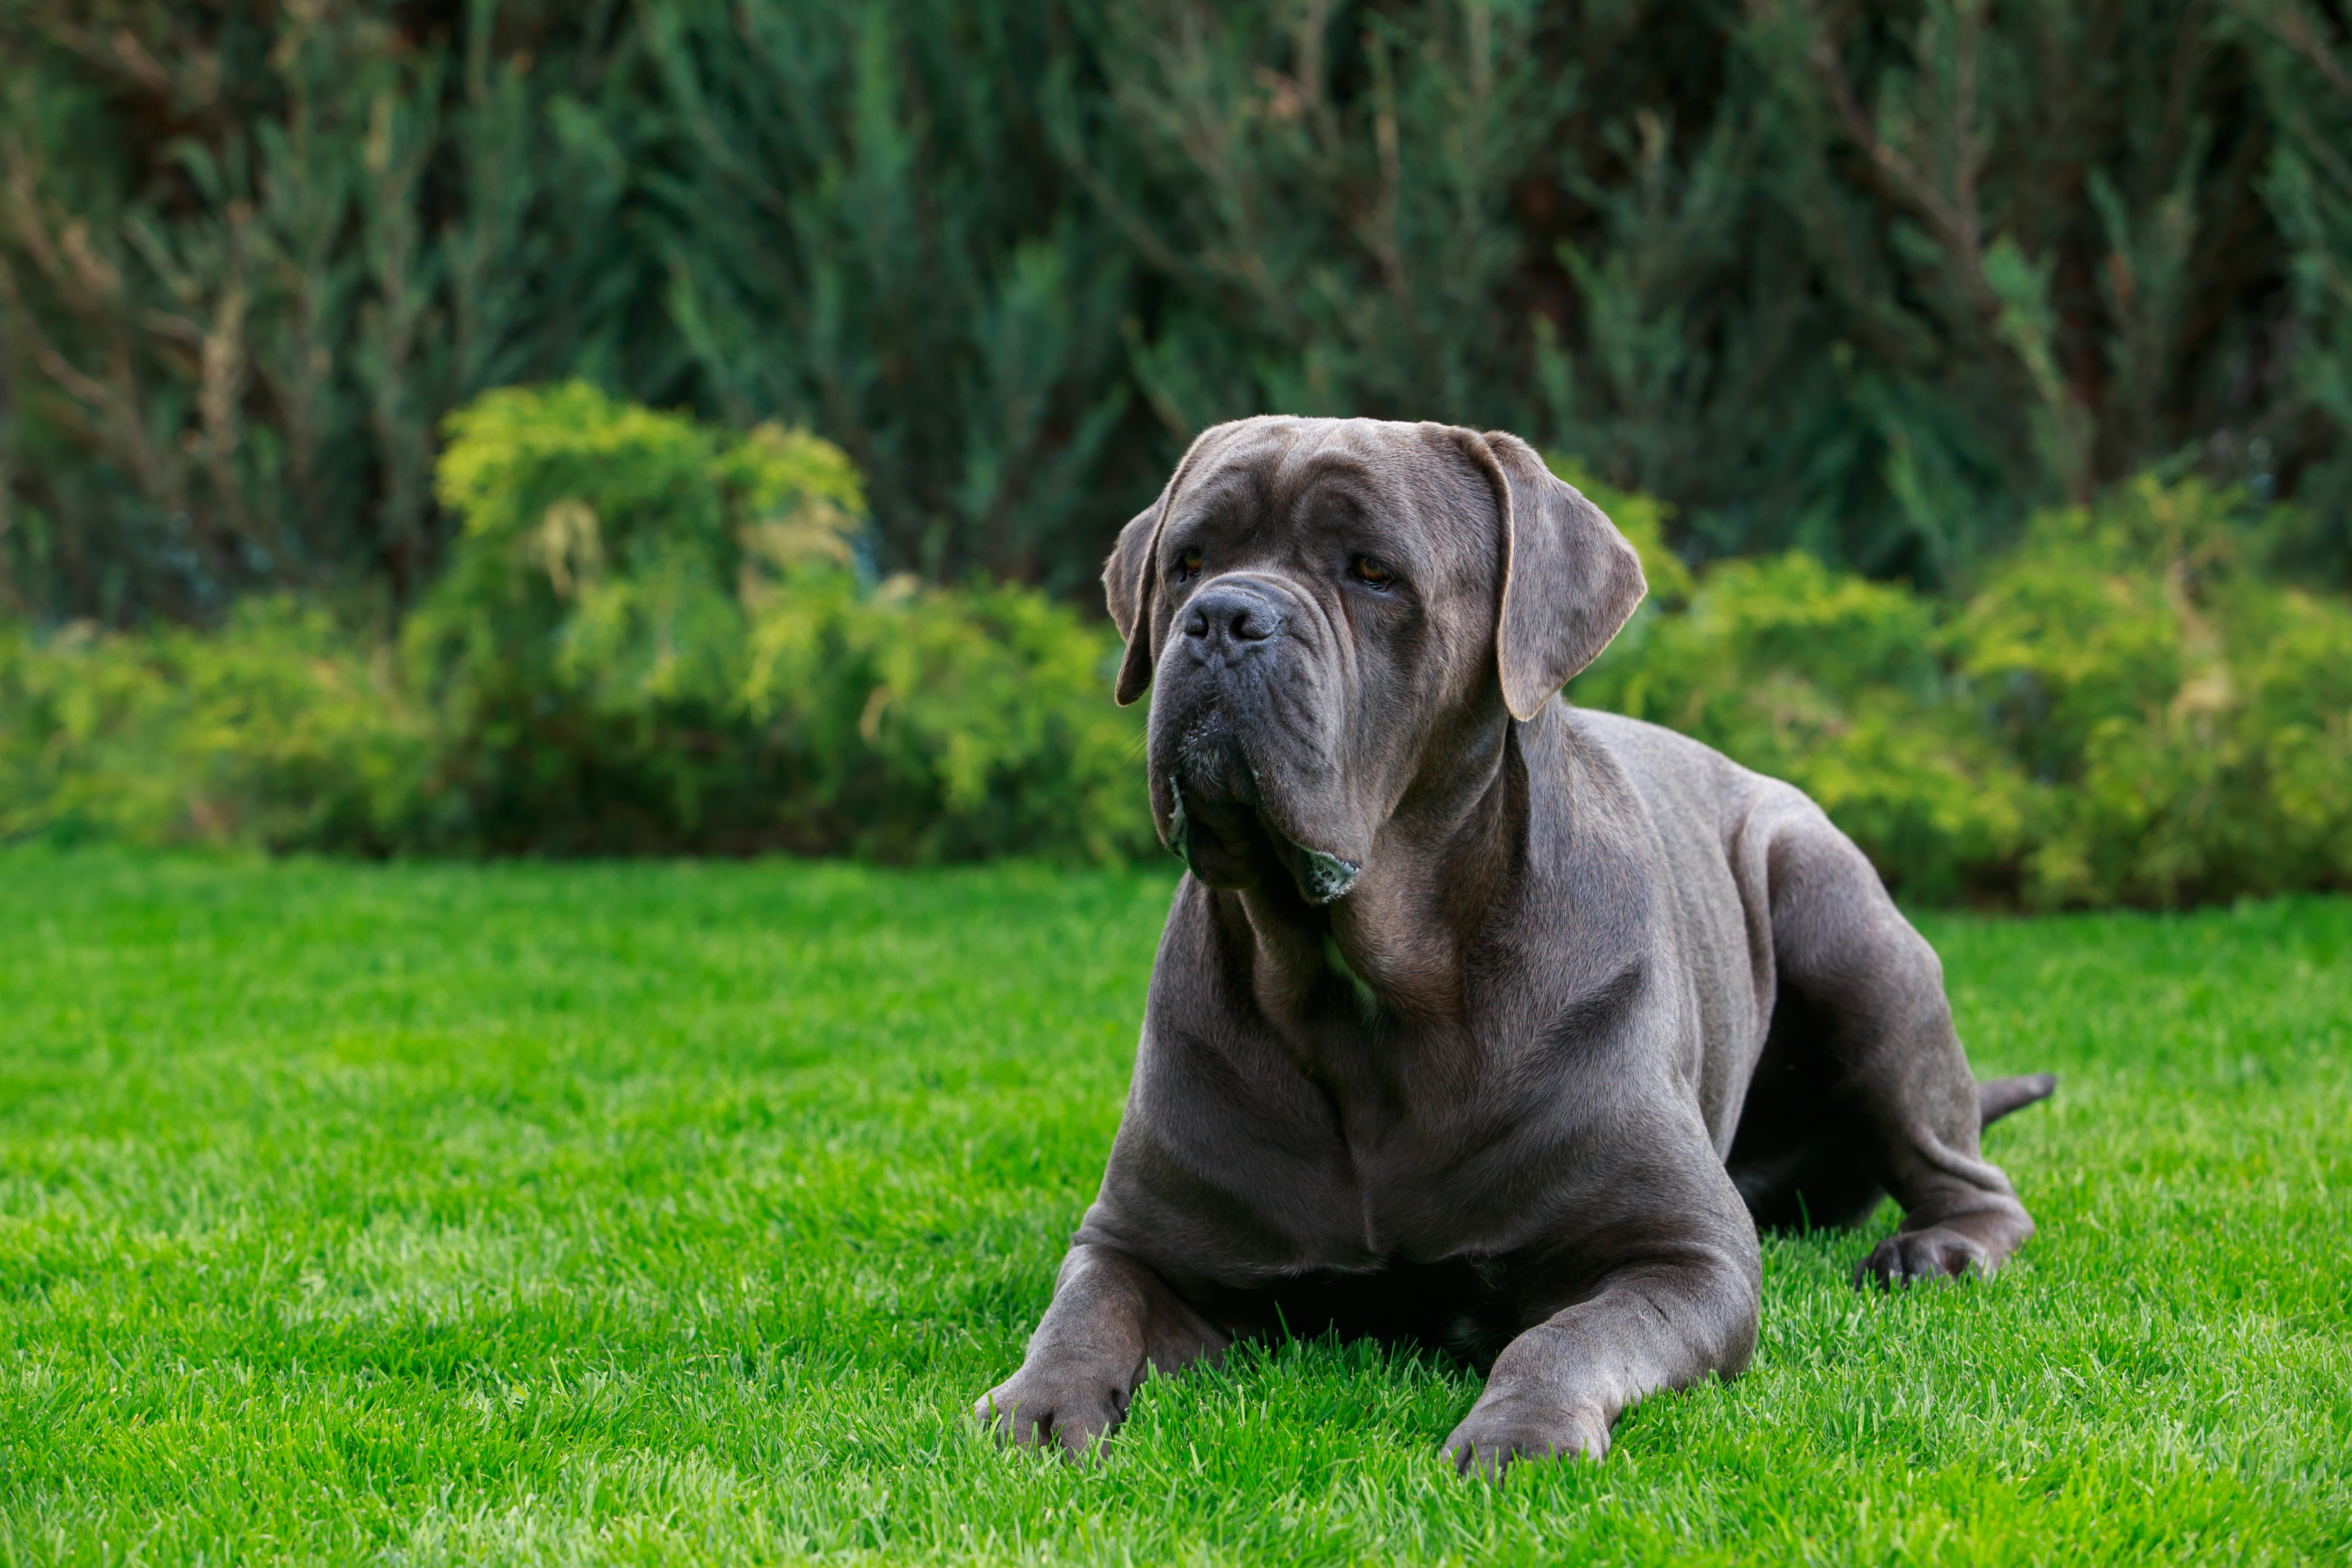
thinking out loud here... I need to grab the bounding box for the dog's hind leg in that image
[1757,811,2042,1288]
[1725,980,1887,1232]
[1728,1032,2055,1235]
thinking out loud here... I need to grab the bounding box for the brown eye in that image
[1353,555,1394,588]
[1175,548,1203,581]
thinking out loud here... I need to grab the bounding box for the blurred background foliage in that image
[0,384,1152,862]
[5,0,2352,616]
[4,389,2345,904]
[1569,461,2352,907]
[0,0,2348,904]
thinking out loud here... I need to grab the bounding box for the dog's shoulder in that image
[1559,706,1794,811]
[1555,705,1835,883]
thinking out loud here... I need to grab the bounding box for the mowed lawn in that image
[0,851,2345,1566]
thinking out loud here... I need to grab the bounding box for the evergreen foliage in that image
[2233,0,2352,579]
[3,1,2347,621]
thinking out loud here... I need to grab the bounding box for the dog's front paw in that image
[973,1368,1129,1460]
[1441,1389,1611,1477]
[1855,1225,1993,1288]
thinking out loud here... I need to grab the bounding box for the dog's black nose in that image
[1184,583,1284,650]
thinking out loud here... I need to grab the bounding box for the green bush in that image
[4,391,2343,905]
[1569,467,2352,908]
[0,598,433,853]
[399,381,1151,860]
[1573,550,2029,906]
[1953,475,2352,907]
[0,385,1153,863]
[737,570,1151,864]
[403,381,860,852]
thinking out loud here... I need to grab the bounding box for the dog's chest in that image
[1264,1007,1562,1263]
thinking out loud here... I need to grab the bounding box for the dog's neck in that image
[1221,697,1549,1034]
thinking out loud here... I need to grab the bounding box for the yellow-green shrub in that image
[739,570,1151,863]
[404,382,1150,858]
[0,599,434,852]
[401,382,855,849]
[1954,476,2352,906]
[5,399,2342,903]
[1570,469,2352,907]
[1,385,1153,863]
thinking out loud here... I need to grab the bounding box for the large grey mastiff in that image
[977,416,2052,1475]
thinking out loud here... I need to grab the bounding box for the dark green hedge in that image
[4,1,2351,625]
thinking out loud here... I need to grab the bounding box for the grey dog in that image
[976,417,2052,1476]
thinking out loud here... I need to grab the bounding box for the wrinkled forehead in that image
[1179,417,1497,562]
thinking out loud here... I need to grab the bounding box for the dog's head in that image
[1105,417,1645,902]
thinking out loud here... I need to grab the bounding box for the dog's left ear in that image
[1474,431,1647,722]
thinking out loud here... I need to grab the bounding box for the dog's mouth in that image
[1163,775,1360,905]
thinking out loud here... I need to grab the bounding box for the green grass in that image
[0,850,2344,1566]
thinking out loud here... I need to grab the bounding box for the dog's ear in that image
[1103,426,1227,706]
[1476,431,1647,722]
[1104,492,1166,707]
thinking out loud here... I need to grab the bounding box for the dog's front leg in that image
[976,1242,1229,1458]
[1443,1242,1760,1476]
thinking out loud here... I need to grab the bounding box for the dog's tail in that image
[1978,1073,2057,1128]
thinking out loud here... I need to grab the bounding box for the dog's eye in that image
[1174,548,1203,582]
[1352,555,1394,588]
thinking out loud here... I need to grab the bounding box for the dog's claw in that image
[974,1377,1123,1462]
[1440,1396,1610,1477]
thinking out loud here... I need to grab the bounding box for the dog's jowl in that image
[976,417,2052,1476]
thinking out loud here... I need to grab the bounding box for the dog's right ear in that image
[1104,426,1226,706]
[1104,492,1166,706]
